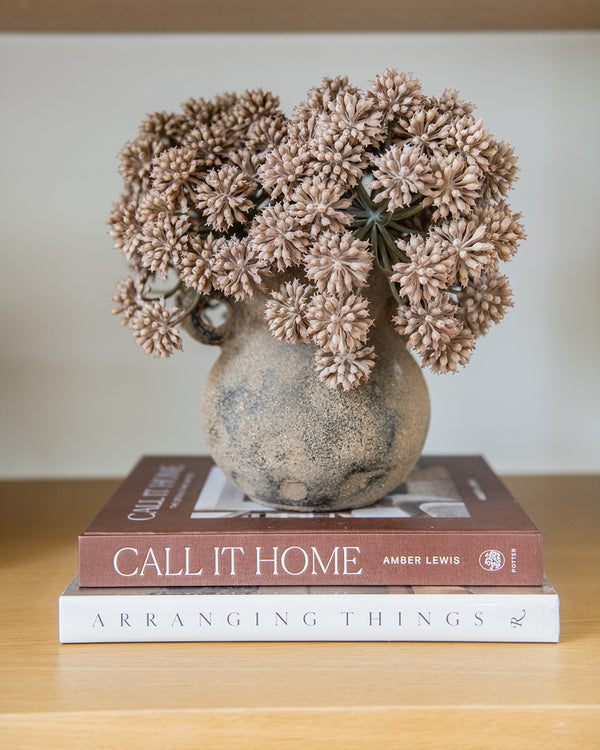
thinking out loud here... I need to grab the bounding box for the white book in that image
[59,576,559,643]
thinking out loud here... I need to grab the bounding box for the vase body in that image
[196,275,430,512]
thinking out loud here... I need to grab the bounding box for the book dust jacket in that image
[79,456,543,587]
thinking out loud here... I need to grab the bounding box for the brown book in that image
[78,455,543,587]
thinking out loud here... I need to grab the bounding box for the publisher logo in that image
[479,549,505,572]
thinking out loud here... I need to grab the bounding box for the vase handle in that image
[186,292,235,346]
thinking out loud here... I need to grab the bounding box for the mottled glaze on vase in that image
[190,276,430,511]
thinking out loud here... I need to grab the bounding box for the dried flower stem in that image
[172,292,201,325]
[391,202,424,221]
[142,279,184,301]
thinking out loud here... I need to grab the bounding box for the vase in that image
[185,274,430,512]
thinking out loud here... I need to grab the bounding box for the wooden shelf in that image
[1,0,599,32]
[0,473,598,748]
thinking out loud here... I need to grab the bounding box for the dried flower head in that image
[233,88,281,121]
[195,164,256,231]
[130,298,183,358]
[180,96,216,124]
[109,195,144,261]
[314,345,376,390]
[150,146,203,210]
[181,122,234,168]
[119,137,167,192]
[369,69,424,126]
[264,279,313,343]
[211,236,269,300]
[249,203,309,272]
[245,115,289,153]
[395,294,462,354]
[258,139,310,198]
[421,327,476,374]
[457,271,514,336]
[433,218,496,287]
[135,188,172,225]
[448,116,495,173]
[476,201,525,262]
[138,110,187,142]
[481,140,519,201]
[175,234,214,295]
[390,235,454,304]
[110,72,522,387]
[305,231,372,296]
[306,293,372,354]
[322,92,384,147]
[288,177,352,236]
[139,213,191,280]
[401,107,452,156]
[295,75,359,121]
[111,276,143,325]
[421,153,482,220]
[371,144,432,211]
[307,132,366,189]
[431,89,474,119]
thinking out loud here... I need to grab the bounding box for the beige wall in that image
[1,32,598,477]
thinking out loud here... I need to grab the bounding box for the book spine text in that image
[79,531,543,587]
[59,591,559,643]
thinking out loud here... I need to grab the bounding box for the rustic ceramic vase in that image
[185,274,430,512]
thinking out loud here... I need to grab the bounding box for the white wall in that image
[1,32,598,478]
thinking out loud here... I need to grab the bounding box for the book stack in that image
[59,455,559,643]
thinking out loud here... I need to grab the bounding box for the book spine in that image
[78,531,543,587]
[59,590,560,643]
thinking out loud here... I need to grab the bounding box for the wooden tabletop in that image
[0,473,598,749]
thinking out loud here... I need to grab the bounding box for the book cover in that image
[59,576,560,643]
[79,455,543,587]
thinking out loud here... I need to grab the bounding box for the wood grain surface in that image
[1,0,599,32]
[0,473,598,748]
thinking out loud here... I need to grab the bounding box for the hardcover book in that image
[59,576,560,643]
[78,455,543,587]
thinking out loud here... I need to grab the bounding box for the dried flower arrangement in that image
[110,70,524,390]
